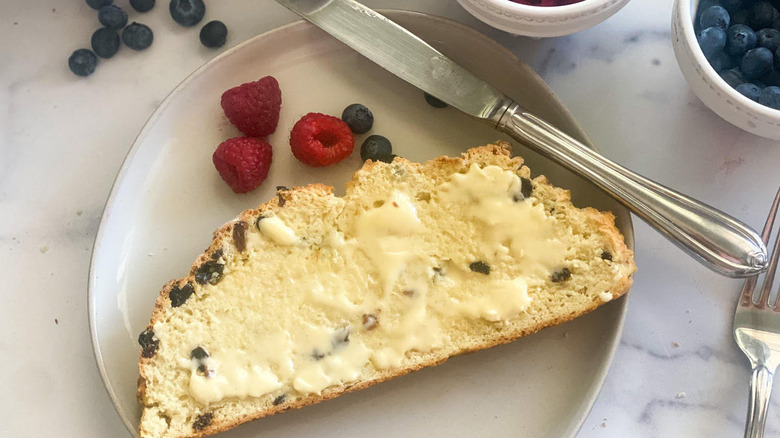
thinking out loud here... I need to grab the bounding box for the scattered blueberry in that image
[698,26,728,60]
[169,0,205,27]
[91,28,120,58]
[130,0,156,12]
[700,5,731,29]
[341,104,374,134]
[750,1,778,30]
[757,28,780,52]
[98,5,127,29]
[86,0,113,10]
[720,68,746,87]
[424,92,448,108]
[68,49,98,76]
[199,20,227,48]
[758,85,780,108]
[360,135,393,162]
[726,24,757,56]
[741,46,774,78]
[736,82,762,100]
[122,22,154,50]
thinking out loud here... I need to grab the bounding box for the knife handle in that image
[496,103,767,278]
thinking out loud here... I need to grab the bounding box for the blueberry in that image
[199,20,227,48]
[698,26,728,60]
[696,0,720,19]
[68,49,97,76]
[710,51,734,70]
[341,104,374,134]
[86,0,112,10]
[91,28,120,58]
[758,85,780,108]
[169,0,205,27]
[720,67,747,86]
[360,135,392,161]
[721,0,744,14]
[765,69,780,85]
[775,46,780,69]
[757,28,780,51]
[751,1,779,29]
[98,5,127,29]
[130,0,156,12]
[700,6,731,29]
[733,9,751,25]
[726,24,758,56]
[736,82,763,100]
[741,46,774,77]
[424,92,448,108]
[122,22,154,50]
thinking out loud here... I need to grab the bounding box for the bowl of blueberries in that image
[673,0,780,140]
[456,0,631,37]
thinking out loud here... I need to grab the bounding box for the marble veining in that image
[2,0,780,437]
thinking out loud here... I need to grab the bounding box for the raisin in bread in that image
[137,142,636,438]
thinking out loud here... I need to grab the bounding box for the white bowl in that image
[456,0,631,37]
[672,0,780,140]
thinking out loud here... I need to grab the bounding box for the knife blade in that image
[274,0,768,277]
[275,0,511,121]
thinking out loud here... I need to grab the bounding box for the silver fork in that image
[734,188,780,438]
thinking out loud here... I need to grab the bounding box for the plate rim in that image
[88,10,633,437]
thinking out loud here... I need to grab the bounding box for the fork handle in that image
[745,365,774,438]
[496,105,767,278]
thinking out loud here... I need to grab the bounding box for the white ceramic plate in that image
[89,11,633,438]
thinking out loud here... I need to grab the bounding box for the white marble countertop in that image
[3,0,780,436]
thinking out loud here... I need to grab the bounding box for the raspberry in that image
[289,113,355,167]
[221,76,282,137]
[212,137,273,194]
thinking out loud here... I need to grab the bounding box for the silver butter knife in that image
[275,0,767,277]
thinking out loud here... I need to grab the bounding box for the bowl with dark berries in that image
[456,0,631,37]
[672,0,780,140]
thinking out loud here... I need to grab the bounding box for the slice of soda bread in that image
[137,142,636,438]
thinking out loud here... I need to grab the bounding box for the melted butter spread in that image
[457,278,531,322]
[436,163,567,278]
[178,164,572,405]
[353,191,425,292]
[189,350,283,404]
[258,215,298,245]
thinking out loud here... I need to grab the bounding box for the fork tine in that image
[759,188,780,244]
[768,231,780,311]
[757,188,780,309]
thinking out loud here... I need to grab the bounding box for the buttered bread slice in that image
[137,142,636,438]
